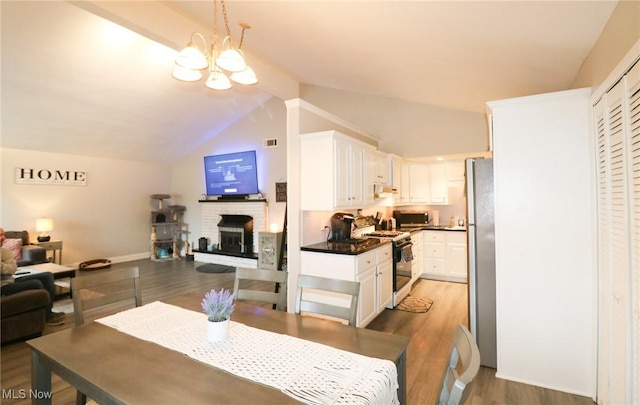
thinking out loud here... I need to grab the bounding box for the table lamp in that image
[36,217,53,242]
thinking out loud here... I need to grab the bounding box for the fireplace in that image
[218,215,254,254]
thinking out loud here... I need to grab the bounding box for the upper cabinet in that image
[408,162,448,204]
[300,130,374,210]
[389,155,409,204]
[366,149,388,185]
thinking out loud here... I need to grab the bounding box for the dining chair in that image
[233,268,288,310]
[71,266,142,326]
[71,267,142,405]
[294,274,360,326]
[437,324,481,405]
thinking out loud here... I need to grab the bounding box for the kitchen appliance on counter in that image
[360,228,414,307]
[329,213,355,241]
[392,211,429,229]
[466,157,497,368]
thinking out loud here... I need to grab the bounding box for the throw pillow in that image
[2,238,23,260]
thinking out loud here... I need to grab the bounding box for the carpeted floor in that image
[195,263,236,274]
[395,295,434,313]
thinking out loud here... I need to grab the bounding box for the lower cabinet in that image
[300,243,393,327]
[410,231,423,282]
[421,230,467,283]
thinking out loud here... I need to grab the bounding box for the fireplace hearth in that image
[218,215,254,254]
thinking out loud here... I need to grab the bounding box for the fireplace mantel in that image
[198,199,267,203]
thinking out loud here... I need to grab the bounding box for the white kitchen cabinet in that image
[408,162,448,204]
[422,231,446,276]
[377,247,393,311]
[410,231,423,282]
[400,161,410,204]
[299,243,393,327]
[429,163,447,203]
[388,155,409,205]
[421,230,467,282]
[371,150,388,185]
[445,231,467,280]
[300,130,372,210]
[408,163,430,203]
[445,160,465,183]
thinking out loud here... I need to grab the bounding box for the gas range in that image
[363,230,411,242]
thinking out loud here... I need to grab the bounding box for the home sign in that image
[15,167,87,186]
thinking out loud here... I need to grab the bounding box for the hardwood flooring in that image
[1,259,595,404]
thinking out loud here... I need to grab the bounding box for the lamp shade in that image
[172,65,203,82]
[205,69,232,90]
[36,218,53,233]
[216,45,247,73]
[175,44,208,70]
[230,66,257,85]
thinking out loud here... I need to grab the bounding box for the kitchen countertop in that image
[399,226,467,232]
[301,239,391,255]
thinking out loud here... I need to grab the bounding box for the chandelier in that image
[171,0,257,90]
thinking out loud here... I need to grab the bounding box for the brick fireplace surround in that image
[194,200,268,268]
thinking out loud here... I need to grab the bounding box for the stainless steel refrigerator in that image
[465,157,497,368]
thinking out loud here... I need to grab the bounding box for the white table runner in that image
[97,301,399,405]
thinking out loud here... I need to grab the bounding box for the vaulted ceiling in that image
[0,1,618,164]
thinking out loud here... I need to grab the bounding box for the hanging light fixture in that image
[172,0,257,89]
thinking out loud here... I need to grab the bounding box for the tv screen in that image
[204,150,259,197]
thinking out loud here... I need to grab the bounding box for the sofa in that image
[3,230,47,267]
[1,289,50,344]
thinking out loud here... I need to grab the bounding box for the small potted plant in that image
[201,288,235,342]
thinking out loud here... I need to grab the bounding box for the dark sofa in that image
[4,230,47,266]
[1,289,50,344]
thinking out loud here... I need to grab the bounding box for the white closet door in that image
[595,58,640,405]
[594,97,612,403]
[626,61,640,405]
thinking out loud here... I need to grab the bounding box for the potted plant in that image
[201,288,235,343]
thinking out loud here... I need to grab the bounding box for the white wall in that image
[300,85,489,157]
[489,88,595,396]
[0,148,169,265]
[170,96,288,246]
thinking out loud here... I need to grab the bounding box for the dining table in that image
[27,291,409,404]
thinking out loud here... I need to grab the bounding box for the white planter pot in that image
[207,319,229,343]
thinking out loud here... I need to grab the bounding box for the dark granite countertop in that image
[399,226,467,232]
[301,239,392,255]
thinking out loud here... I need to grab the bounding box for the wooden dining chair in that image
[71,266,142,326]
[437,324,481,405]
[71,266,142,405]
[294,274,360,326]
[233,268,288,310]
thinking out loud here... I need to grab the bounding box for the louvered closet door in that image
[627,61,640,404]
[607,79,631,405]
[594,97,612,403]
[595,58,640,405]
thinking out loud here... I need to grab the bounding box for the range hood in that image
[373,185,398,198]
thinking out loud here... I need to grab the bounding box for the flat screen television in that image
[204,150,259,198]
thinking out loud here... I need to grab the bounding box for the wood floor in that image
[1,258,595,405]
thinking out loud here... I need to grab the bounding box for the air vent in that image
[263,138,278,148]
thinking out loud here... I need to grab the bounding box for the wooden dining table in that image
[27,291,409,404]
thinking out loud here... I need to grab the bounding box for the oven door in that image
[394,240,413,290]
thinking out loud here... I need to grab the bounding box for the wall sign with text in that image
[15,167,87,186]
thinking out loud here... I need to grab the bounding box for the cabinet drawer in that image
[423,258,446,274]
[446,231,467,244]
[424,242,445,258]
[356,250,377,275]
[376,244,393,263]
[424,231,445,242]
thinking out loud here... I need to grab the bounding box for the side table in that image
[32,240,63,264]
